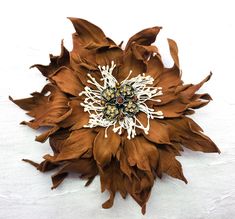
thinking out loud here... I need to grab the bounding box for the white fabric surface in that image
[0,1,235,218]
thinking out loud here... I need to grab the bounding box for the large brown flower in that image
[10,18,220,214]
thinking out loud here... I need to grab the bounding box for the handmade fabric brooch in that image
[10,18,220,214]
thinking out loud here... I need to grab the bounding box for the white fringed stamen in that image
[79,61,164,139]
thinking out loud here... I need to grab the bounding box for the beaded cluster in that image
[79,61,164,139]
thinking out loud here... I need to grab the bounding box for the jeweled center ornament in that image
[102,84,139,120]
[79,61,164,139]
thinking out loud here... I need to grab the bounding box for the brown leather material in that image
[10,18,220,215]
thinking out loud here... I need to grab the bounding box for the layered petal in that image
[68,17,108,46]
[59,99,89,129]
[123,168,154,214]
[154,38,182,88]
[151,73,213,118]
[31,40,70,77]
[100,160,127,209]
[44,128,96,162]
[23,157,98,189]
[93,127,121,166]
[50,67,84,96]
[95,46,123,66]
[157,146,187,183]
[51,158,98,189]
[164,117,220,153]
[9,84,70,129]
[99,158,155,215]
[137,113,171,145]
[124,136,158,173]
[117,45,146,81]
[125,26,161,50]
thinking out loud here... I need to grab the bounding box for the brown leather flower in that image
[10,18,220,214]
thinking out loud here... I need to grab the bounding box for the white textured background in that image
[0,0,235,218]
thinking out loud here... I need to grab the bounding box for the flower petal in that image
[118,47,146,81]
[168,38,180,68]
[69,33,96,67]
[50,67,84,96]
[155,38,182,88]
[35,126,60,143]
[9,84,69,129]
[51,158,98,189]
[44,128,96,162]
[68,17,108,46]
[124,136,158,172]
[146,90,177,107]
[180,73,212,99]
[100,160,127,209]
[146,53,164,81]
[123,169,153,215]
[157,67,182,90]
[137,113,171,145]
[155,100,187,118]
[93,127,121,166]
[74,63,101,88]
[95,46,123,66]
[31,40,70,77]
[59,100,89,129]
[165,117,220,153]
[125,26,161,50]
[49,128,70,154]
[157,146,188,183]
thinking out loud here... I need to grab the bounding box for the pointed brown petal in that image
[155,39,182,89]
[137,113,171,145]
[132,44,157,61]
[124,136,158,172]
[147,90,177,107]
[126,26,162,50]
[31,40,70,77]
[68,17,108,46]
[117,147,132,180]
[69,33,94,66]
[10,84,70,129]
[35,126,59,143]
[187,99,210,109]
[158,147,188,183]
[168,38,180,68]
[157,67,183,90]
[49,129,70,154]
[74,63,101,88]
[118,48,146,82]
[155,100,187,118]
[123,170,153,215]
[166,117,220,153]
[44,129,96,162]
[22,159,59,172]
[50,67,84,96]
[51,172,68,189]
[93,128,121,166]
[146,53,164,82]
[99,161,126,209]
[59,100,89,129]
[180,73,212,99]
[95,46,123,66]
[51,158,98,189]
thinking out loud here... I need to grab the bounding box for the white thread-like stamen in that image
[79,61,164,139]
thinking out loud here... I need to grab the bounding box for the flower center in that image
[116,95,124,105]
[101,85,139,121]
[79,61,164,139]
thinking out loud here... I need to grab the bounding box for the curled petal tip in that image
[209,71,213,78]
[9,96,13,101]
